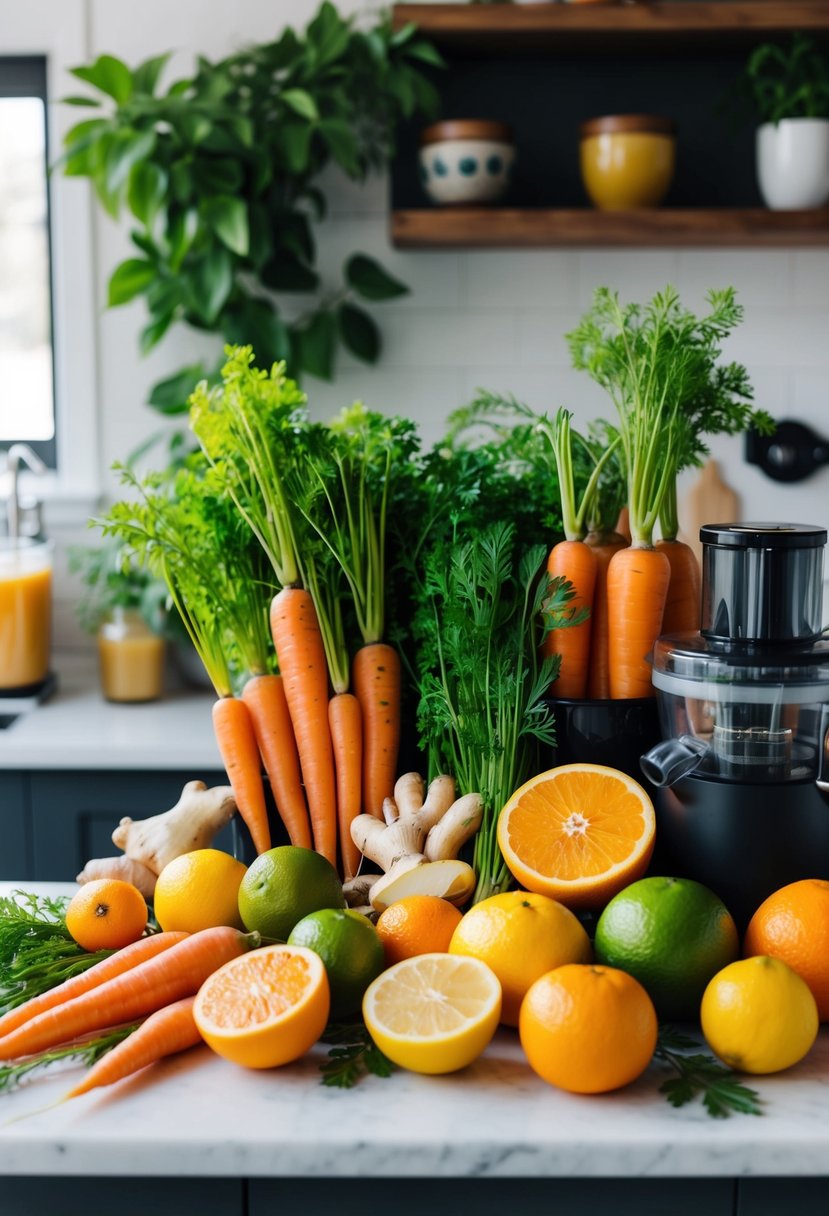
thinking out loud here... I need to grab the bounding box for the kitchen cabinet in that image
[390,1,829,248]
[3,1178,243,1216]
[0,772,31,882]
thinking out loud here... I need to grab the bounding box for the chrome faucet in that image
[0,444,47,540]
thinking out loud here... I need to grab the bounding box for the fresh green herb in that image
[319,1019,395,1088]
[0,1024,139,1094]
[68,537,167,636]
[743,33,829,126]
[0,892,113,1015]
[655,1025,762,1119]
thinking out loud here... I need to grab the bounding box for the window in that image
[0,56,56,467]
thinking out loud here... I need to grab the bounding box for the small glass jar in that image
[97,607,165,703]
[0,537,52,691]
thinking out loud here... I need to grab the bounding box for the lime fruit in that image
[154,849,246,934]
[594,876,739,1020]
[288,908,386,1017]
[237,846,345,941]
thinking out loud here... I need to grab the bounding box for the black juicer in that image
[640,523,829,927]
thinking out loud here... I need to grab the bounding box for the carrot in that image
[0,932,188,1042]
[585,529,627,700]
[542,540,597,700]
[352,643,401,820]
[615,505,632,545]
[269,586,337,866]
[656,538,701,634]
[242,674,312,850]
[606,545,671,699]
[328,692,363,879]
[63,997,202,1100]
[0,926,254,1061]
[212,696,271,857]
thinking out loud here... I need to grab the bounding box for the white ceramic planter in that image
[756,118,829,210]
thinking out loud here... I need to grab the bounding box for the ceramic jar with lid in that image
[419,120,515,205]
[579,114,676,210]
[97,606,165,703]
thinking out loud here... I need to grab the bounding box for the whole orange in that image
[376,896,462,966]
[448,891,592,1026]
[520,963,658,1094]
[743,879,829,1020]
[65,879,148,951]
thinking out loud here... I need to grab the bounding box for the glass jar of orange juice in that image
[0,538,52,691]
[98,607,165,703]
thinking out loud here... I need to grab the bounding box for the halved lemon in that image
[496,763,656,910]
[194,944,330,1069]
[362,953,501,1074]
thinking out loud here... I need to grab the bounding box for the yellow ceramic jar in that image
[579,115,676,210]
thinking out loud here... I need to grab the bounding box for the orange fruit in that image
[193,944,330,1069]
[448,891,592,1026]
[519,963,658,1094]
[65,879,148,952]
[376,896,463,966]
[497,763,656,909]
[743,879,829,1020]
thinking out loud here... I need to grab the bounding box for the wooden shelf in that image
[392,3,829,53]
[391,208,829,248]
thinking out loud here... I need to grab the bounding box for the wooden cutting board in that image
[683,459,741,564]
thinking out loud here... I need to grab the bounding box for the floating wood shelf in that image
[392,3,829,54]
[391,208,829,249]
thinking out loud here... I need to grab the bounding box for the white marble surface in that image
[0,887,828,1179]
[0,654,222,771]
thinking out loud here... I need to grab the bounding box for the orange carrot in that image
[269,586,337,866]
[0,926,254,1061]
[328,692,363,879]
[212,696,271,856]
[63,997,202,1100]
[606,545,671,699]
[352,642,401,820]
[616,505,632,545]
[542,540,597,700]
[242,674,312,850]
[0,932,188,1042]
[585,529,627,700]
[656,538,702,634]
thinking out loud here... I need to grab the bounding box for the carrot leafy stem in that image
[0,1024,139,1094]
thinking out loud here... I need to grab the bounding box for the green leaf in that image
[280,122,313,174]
[262,252,319,294]
[132,52,172,97]
[307,2,351,67]
[107,258,156,307]
[61,95,101,107]
[405,40,446,70]
[166,207,200,272]
[192,158,243,195]
[293,309,336,380]
[70,55,133,105]
[282,88,319,122]
[223,297,291,367]
[390,21,418,49]
[140,312,174,356]
[105,128,157,195]
[128,162,168,226]
[318,119,360,176]
[345,253,408,302]
[63,116,111,150]
[190,246,233,324]
[205,196,249,257]
[338,301,380,364]
[148,364,207,415]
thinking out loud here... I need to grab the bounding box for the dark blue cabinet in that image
[0,772,31,881]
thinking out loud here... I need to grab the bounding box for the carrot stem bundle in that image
[242,674,312,850]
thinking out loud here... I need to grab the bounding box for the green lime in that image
[288,908,386,1018]
[594,876,739,1021]
[237,846,345,942]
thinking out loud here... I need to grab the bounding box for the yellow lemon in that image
[449,891,591,1026]
[701,955,819,1075]
[154,849,247,933]
[362,953,501,1074]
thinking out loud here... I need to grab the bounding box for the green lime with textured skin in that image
[594,876,739,1021]
[288,908,386,1018]
[237,846,345,942]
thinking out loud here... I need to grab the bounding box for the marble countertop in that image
[0,654,222,771]
[0,889,827,1179]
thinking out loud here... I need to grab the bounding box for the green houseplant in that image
[742,34,829,210]
[61,2,442,414]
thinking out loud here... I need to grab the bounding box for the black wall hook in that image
[745,419,829,483]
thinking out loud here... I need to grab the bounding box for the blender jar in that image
[0,537,52,691]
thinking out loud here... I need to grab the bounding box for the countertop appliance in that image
[640,522,829,926]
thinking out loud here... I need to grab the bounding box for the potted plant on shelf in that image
[69,541,168,703]
[743,33,829,211]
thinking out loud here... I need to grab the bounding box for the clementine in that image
[375,895,463,966]
[743,879,829,1020]
[65,879,148,952]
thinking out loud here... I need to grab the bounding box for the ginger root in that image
[111,780,237,876]
[76,856,158,900]
[350,773,483,912]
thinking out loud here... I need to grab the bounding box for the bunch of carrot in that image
[0,927,257,1102]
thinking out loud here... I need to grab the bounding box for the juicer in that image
[640,523,829,926]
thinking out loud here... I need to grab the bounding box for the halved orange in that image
[194,944,330,1069]
[496,764,656,910]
